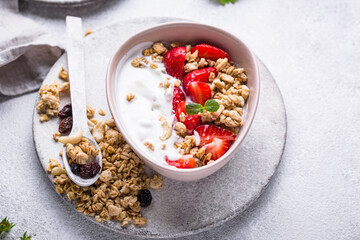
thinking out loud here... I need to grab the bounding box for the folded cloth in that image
[0,10,64,96]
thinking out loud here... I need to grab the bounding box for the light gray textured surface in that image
[32,17,286,238]
[1,0,360,239]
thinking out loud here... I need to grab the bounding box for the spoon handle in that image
[66,16,89,135]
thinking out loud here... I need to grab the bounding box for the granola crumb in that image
[150,63,158,69]
[150,175,163,189]
[58,67,69,81]
[174,80,181,87]
[162,144,166,150]
[126,93,135,102]
[131,57,148,68]
[60,82,70,94]
[84,29,93,37]
[144,141,154,151]
[86,105,95,118]
[39,114,49,122]
[53,132,61,141]
[98,108,106,116]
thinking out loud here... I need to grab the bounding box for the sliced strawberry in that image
[194,125,236,146]
[204,138,230,160]
[182,67,218,94]
[165,155,196,168]
[172,87,185,113]
[188,82,212,106]
[175,101,201,134]
[164,46,187,79]
[191,44,231,61]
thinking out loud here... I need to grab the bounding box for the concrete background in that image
[0,0,359,239]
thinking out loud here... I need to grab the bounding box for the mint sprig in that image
[0,217,16,234]
[185,100,220,115]
[217,0,237,5]
[20,232,31,240]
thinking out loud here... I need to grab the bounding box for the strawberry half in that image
[175,101,201,134]
[182,67,218,94]
[194,125,236,146]
[191,44,231,61]
[165,155,196,168]
[172,87,185,113]
[164,46,187,80]
[188,82,212,106]
[204,138,230,160]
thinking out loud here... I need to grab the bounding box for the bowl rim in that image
[106,21,260,175]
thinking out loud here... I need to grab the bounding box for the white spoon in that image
[61,16,102,187]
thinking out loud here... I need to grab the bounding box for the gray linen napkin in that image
[0,10,64,96]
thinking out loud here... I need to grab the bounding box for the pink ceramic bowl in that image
[106,22,260,181]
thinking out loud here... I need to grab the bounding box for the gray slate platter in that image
[32,18,287,238]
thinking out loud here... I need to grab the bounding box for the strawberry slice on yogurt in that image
[175,101,202,134]
[182,67,218,94]
[172,87,185,113]
[191,44,231,61]
[188,81,212,106]
[164,46,187,80]
[194,125,236,160]
[165,155,196,168]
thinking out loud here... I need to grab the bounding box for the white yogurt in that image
[116,42,184,165]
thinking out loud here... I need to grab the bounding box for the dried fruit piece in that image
[164,46,187,79]
[58,103,72,119]
[59,117,73,134]
[191,44,231,61]
[80,162,101,179]
[70,162,81,175]
[137,189,152,207]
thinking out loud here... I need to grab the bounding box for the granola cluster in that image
[49,123,163,226]
[36,81,61,122]
[39,66,163,227]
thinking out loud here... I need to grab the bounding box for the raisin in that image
[70,163,81,175]
[80,162,101,179]
[137,189,152,207]
[58,103,72,119]
[59,117,72,134]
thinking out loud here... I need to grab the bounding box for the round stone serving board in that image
[33,17,287,238]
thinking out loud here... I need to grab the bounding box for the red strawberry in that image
[164,46,187,79]
[175,101,201,134]
[165,155,196,168]
[182,67,218,94]
[191,44,231,61]
[204,138,230,160]
[188,82,212,105]
[194,125,236,146]
[172,87,185,113]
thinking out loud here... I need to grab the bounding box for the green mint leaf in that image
[185,103,204,115]
[204,100,220,112]
[0,217,16,234]
[20,232,31,240]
